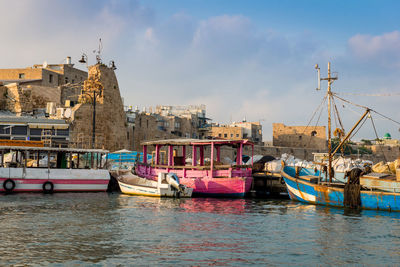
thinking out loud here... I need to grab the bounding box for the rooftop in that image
[141,138,253,146]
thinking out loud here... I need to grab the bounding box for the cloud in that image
[348,31,400,68]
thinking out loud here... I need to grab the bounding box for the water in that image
[1,193,400,266]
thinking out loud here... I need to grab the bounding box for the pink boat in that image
[136,139,254,197]
[0,146,110,193]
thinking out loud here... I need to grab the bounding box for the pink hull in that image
[179,176,253,197]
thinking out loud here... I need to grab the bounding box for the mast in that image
[318,62,337,183]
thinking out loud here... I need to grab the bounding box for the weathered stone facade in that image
[0,59,87,87]
[273,123,327,150]
[69,64,128,151]
[210,125,243,140]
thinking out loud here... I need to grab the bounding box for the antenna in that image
[93,38,103,64]
[315,64,320,90]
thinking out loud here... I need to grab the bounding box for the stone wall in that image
[2,83,33,113]
[273,123,327,150]
[69,64,128,151]
[28,85,61,108]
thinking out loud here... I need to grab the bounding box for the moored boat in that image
[281,62,400,211]
[117,172,193,197]
[0,145,110,193]
[281,165,400,211]
[136,139,254,197]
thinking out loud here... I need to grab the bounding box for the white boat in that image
[0,145,110,193]
[117,172,193,197]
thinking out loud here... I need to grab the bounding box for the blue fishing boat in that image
[281,62,400,212]
[281,165,400,211]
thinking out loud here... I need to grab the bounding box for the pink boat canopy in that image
[139,139,254,180]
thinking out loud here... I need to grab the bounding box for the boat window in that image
[12,126,28,135]
[30,128,43,136]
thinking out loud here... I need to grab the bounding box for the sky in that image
[1,0,400,141]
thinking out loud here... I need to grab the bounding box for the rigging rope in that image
[336,92,400,97]
[333,93,400,126]
[369,114,389,163]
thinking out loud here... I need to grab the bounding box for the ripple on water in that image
[1,193,400,265]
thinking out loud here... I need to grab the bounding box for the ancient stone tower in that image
[70,64,128,151]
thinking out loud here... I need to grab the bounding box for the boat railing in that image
[136,162,252,179]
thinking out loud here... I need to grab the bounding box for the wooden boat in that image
[136,139,254,197]
[117,172,193,197]
[281,62,400,211]
[0,146,110,193]
[281,165,400,211]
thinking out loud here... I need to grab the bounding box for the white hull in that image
[117,173,193,197]
[0,167,110,193]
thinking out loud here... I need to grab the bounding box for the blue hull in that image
[281,166,400,211]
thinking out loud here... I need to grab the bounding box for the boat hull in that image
[281,166,400,211]
[0,168,110,193]
[117,175,193,198]
[179,176,252,197]
[136,165,252,197]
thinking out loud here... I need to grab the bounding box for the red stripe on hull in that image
[0,178,109,185]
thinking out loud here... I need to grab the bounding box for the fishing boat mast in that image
[316,62,337,183]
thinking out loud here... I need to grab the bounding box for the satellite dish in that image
[43,61,48,68]
[64,108,72,118]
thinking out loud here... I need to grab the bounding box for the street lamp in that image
[82,88,102,149]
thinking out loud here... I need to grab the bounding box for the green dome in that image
[383,133,392,140]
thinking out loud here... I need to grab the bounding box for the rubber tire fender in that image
[3,179,15,193]
[42,181,54,194]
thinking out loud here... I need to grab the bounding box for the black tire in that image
[3,179,15,193]
[42,181,54,194]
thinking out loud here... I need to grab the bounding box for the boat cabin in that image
[136,139,254,179]
[0,146,109,170]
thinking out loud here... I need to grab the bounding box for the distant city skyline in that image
[1,0,399,141]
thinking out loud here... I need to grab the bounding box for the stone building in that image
[0,57,87,87]
[69,64,128,151]
[132,105,209,151]
[209,121,263,145]
[272,123,327,150]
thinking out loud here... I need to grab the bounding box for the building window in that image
[311,130,317,136]
[72,79,75,84]
[236,134,239,137]
[218,134,221,137]
[224,133,227,138]
[49,74,53,83]
[65,77,69,84]
[19,73,25,79]
[175,122,181,128]
[231,134,233,137]
[299,135,302,140]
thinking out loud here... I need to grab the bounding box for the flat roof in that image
[141,138,253,146]
[0,116,66,124]
[0,146,108,153]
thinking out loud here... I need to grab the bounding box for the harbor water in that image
[1,193,400,266]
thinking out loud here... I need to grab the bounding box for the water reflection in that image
[0,193,123,265]
[2,193,400,265]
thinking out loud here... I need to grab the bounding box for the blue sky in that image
[1,0,400,141]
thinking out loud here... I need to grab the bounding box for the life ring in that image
[42,181,54,194]
[3,179,15,193]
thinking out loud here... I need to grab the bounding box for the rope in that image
[336,92,400,97]
[369,114,389,163]
[333,93,400,126]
